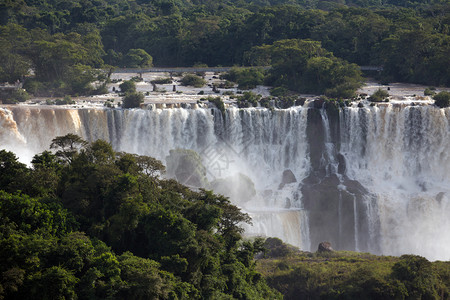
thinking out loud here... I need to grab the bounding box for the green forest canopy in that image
[0,135,281,299]
[0,0,449,96]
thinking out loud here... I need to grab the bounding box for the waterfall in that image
[340,105,450,260]
[1,104,449,260]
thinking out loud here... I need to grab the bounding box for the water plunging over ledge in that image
[1,104,449,260]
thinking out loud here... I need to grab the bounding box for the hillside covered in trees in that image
[0,135,282,299]
[1,0,449,97]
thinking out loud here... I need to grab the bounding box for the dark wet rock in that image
[295,98,306,106]
[166,149,208,188]
[211,173,256,204]
[358,102,364,108]
[313,98,326,109]
[263,237,298,258]
[279,169,297,189]
[301,104,380,253]
[284,198,291,209]
[306,109,326,175]
[337,153,346,174]
[318,242,333,252]
[436,192,446,203]
[302,173,380,253]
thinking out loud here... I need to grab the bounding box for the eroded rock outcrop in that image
[279,169,297,189]
[318,242,334,252]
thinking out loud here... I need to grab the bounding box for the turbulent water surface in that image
[1,104,449,260]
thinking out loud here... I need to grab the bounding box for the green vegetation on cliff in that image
[258,239,450,300]
[433,91,450,108]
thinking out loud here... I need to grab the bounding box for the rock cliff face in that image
[301,106,379,252]
[1,103,449,260]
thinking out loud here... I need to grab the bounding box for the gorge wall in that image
[1,103,449,260]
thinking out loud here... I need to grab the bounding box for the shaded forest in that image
[1,0,449,95]
[0,135,281,299]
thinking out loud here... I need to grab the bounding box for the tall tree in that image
[0,24,31,83]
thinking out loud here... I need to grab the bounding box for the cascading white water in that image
[0,105,311,249]
[340,105,450,260]
[0,104,449,260]
[319,108,338,176]
[0,107,84,162]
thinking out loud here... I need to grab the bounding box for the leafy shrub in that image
[23,79,45,96]
[122,49,153,68]
[222,67,265,90]
[151,77,172,84]
[208,96,225,115]
[433,91,450,108]
[264,237,292,258]
[104,99,115,108]
[325,82,360,99]
[270,86,288,97]
[392,255,439,299]
[257,251,449,300]
[424,87,436,96]
[251,39,362,95]
[217,81,235,89]
[180,74,206,87]
[12,89,30,102]
[54,95,75,105]
[236,91,261,108]
[93,84,108,95]
[1,98,18,104]
[122,92,144,108]
[119,80,136,93]
[130,76,143,82]
[276,96,296,109]
[369,89,389,102]
[1,88,30,104]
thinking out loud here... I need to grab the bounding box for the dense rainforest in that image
[0,135,282,299]
[1,0,449,97]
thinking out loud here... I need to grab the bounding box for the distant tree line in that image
[0,0,449,96]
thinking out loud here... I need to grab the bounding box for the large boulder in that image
[211,173,256,204]
[166,149,208,188]
[317,242,333,252]
[313,98,326,109]
[278,169,297,189]
[302,173,379,252]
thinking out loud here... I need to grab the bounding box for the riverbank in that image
[4,73,450,109]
